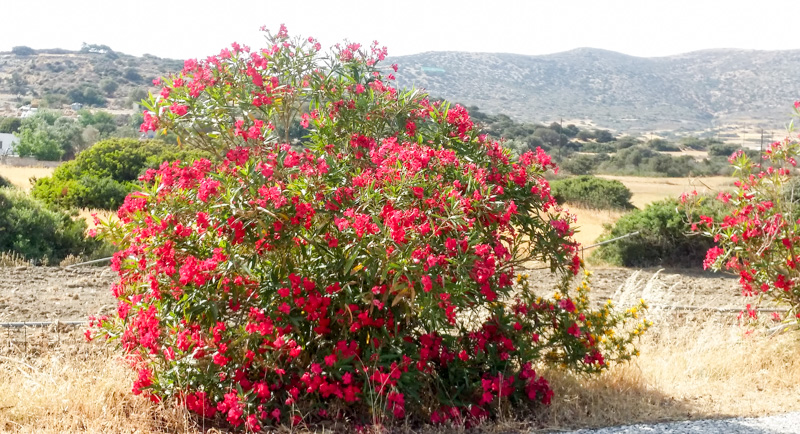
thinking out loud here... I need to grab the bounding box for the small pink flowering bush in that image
[685,103,800,322]
[91,26,646,430]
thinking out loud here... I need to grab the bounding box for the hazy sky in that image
[4,0,800,60]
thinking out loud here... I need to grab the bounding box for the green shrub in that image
[32,175,133,210]
[0,188,99,263]
[31,138,212,210]
[559,154,604,175]
[592,197,725,267]
[551,176,634,210]
[0,117,21,134]
[579,142,616,153]
[595,146,731,177]
[707,144,741,157]
[0,175,11,189]
[647,138,680,152]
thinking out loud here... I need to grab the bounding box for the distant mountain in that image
[2,46,798,134]
[389,48,800,132]
[0,47,181,116]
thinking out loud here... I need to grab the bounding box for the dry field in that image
[596,175,734,209]
[564,176,734,247]
[565,206,626,248]
[1,267,799,433]
[0,165,55,191]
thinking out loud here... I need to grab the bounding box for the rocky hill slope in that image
[389,48,800,132]
[2,46,799,133]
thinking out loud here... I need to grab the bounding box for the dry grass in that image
[596,175,735,209]
[533,272,800,431]
[0,252,32,267]
[565,205,627,247]
[0,339,203,433]
[2,273,799,433]
[0,165,55,192]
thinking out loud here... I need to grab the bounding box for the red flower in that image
[169,103,188,116]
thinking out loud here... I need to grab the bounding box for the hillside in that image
[2,46,799,134]
[389,48,800,132]
[0,46,181,116]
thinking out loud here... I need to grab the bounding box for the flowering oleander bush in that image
[90,26,647,431]
[684,103,800,322]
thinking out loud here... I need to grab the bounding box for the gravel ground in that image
[562,412,800,434]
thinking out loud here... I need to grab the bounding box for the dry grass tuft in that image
[0,338,203,434]
[58,255,83,268]
[0,252,32,267]
[532,272,800,431]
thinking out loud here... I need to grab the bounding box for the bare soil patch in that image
[0,266,116,322]
[0,266,749,323]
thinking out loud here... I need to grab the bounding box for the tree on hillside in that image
[563,124,580,137]
[126,87,149,109]
[576,129,595,141]
[67,84,106,107]
[7,72,28,95]
[123,67,143,83]
[15,111,85,161]
[11,46,35,56]
[594,129,615,143]
[78,109,117,138]
[0,117,22,134]
[80,43,113,54]
[533,127,563,148]
[99,78,119,97]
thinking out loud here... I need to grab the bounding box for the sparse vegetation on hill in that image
[466,107,743,178]
[390,48,800,131]
[0,45,181,115]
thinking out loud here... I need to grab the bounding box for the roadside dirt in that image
[0,266,117,322]
[0,265,755,323]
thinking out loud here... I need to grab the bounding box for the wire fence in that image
[1,229,790,353]
[580,231,640,252]
[64,256,112,270]
[0,321,90,356]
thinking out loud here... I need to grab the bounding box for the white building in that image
[0,133,19,155]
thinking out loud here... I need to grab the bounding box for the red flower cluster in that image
[686,108,800,322]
